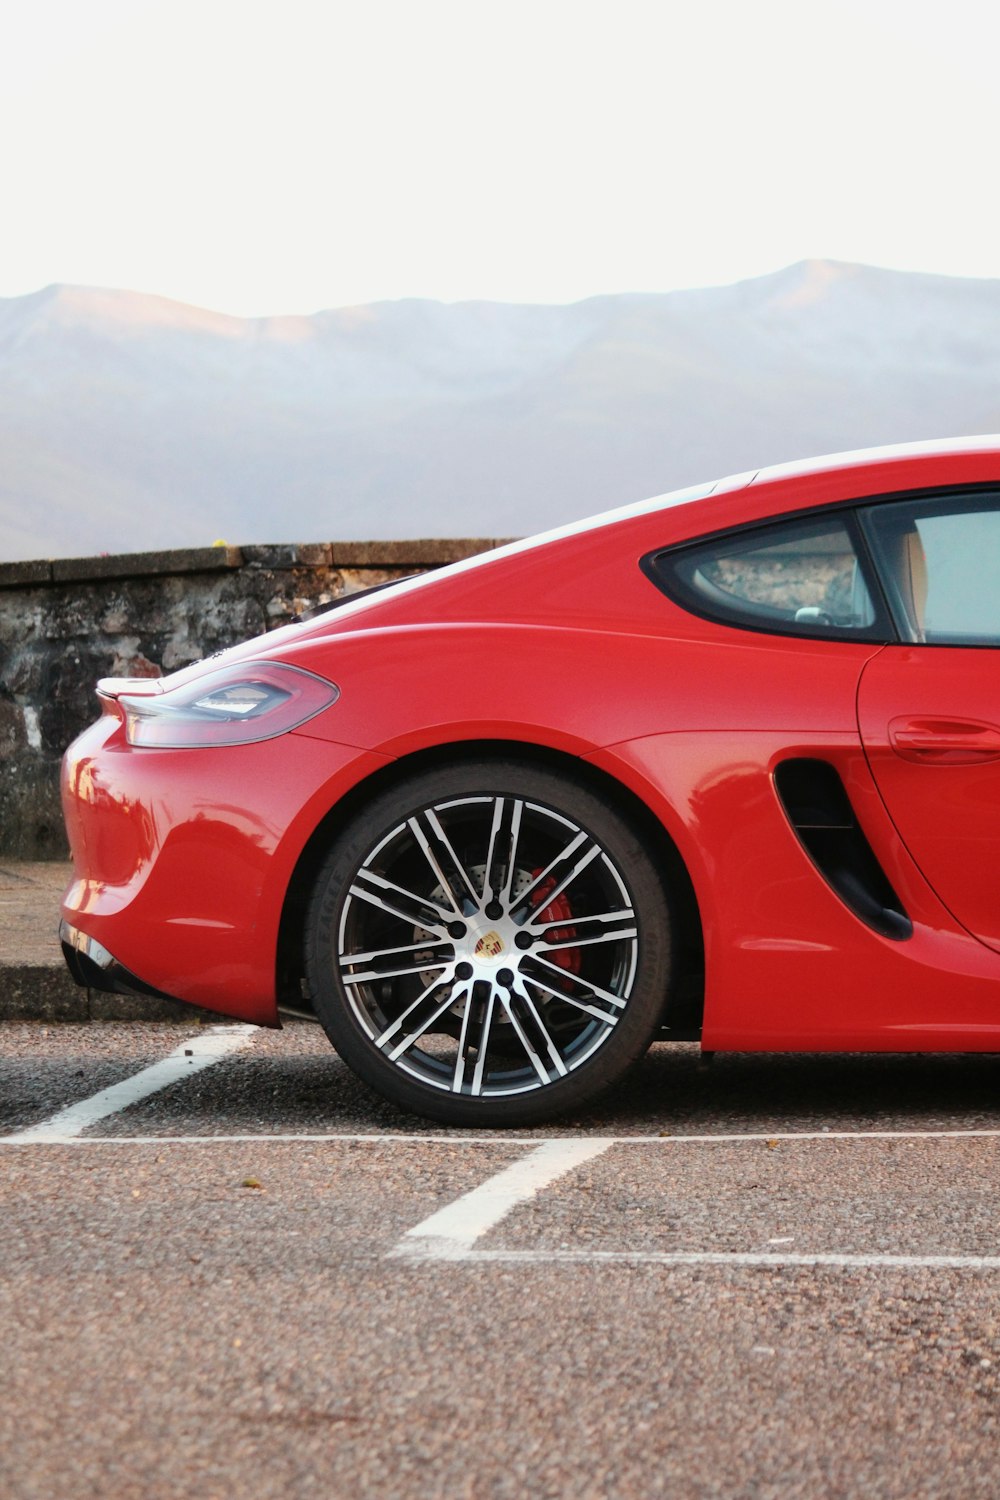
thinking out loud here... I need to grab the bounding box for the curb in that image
[0,864,215,1026]
[0,963,218,1024]
[1,862,218,1024]
[3,864,238,1026]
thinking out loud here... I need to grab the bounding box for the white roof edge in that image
[750,435,1000,486]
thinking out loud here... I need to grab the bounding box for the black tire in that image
[305,758,672,1126]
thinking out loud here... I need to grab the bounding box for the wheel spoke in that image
[492,798,524,907]
[341,955,451,986]
[539,925,637,955]
[470,988,499,1095]
[482,797,507,904]
[529,952,629,1010]
[340,937,453,969]
[518,971,622,1028]
[529,909,635,937]
[507,977,569,1078]
[424,809,481,909]
[380,979,466,1061]
[350,868,453,931]
[407,812,479,916]
[451,984,478,1093]
[516,834,602,920]
[512,828,587,913]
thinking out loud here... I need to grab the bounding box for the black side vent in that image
[773,759,912,941]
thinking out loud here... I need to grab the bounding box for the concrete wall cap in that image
[0,560,55,589]
[51,546,246,583]
[2,539,512,584]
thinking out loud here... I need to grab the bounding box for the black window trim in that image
[640,482,1000,648]
[641,502,896,645]
[857,488,1000,649]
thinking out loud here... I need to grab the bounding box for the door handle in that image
[888,716,1000,764]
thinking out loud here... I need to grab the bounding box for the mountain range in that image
[2,259,999,561]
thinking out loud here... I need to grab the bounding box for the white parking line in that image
[5,1111,997,1268]
[5,1025,257,1142]
[386,1134,1000,1268]
[3,1127,1000,1147]
[387,1139,613,1260]
[394,1247,1000,1270]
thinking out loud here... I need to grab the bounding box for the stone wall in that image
[0,538,507,859]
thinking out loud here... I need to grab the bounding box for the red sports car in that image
[60,438,1000,1125]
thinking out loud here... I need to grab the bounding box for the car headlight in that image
[117,662,340,748]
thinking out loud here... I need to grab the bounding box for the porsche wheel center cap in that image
[474,930,504,961]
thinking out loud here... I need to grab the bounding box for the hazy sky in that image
[3,0,997,316]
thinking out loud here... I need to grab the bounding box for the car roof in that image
[197,433,1000,673]
[750,434,1000,488]
[450,436,1000,564]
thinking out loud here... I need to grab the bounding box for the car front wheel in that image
[305,759,672,1126]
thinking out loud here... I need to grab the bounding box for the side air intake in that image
[773,759,912,941]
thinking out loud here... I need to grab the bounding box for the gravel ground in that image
[2,1154,998,1500]
[2,1020,999,1498]
[26,1025,1000,1139]
[493,1138,1000,1256]
[0,1022,205,1133]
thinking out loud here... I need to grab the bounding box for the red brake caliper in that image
[531,873,581,975]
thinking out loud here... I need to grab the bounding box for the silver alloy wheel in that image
[336,794,640,1098]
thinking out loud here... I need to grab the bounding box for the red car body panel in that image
[858,647,1000,954]
[589,732,1000,1052]
[62,714,391,1022]
[60,438,1000,1048]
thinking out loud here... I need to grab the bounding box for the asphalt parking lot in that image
[2,1019,999,1499]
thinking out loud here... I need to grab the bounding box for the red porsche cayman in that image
[61,438,1000,1124]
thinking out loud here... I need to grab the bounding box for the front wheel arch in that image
[276,739,704,1038]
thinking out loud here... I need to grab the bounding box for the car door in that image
[857,493,1000,953]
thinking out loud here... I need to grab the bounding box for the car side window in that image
[861,494,1000,645]
[647,513,887,640]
